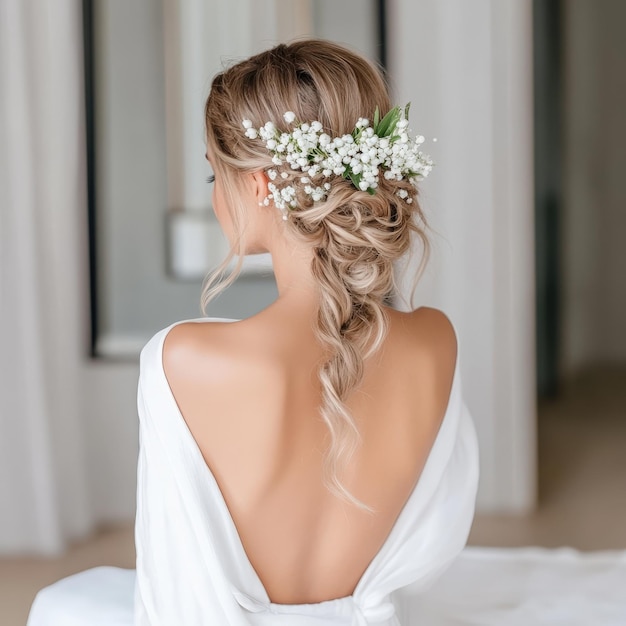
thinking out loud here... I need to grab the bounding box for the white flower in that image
[319,133,331,147]
[241,106,434,215]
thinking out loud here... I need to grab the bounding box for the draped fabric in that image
[0,0,92,554]
[133,317,479,625]
[28,315,480,625]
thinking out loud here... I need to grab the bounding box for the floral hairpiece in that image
[241,104,434,220]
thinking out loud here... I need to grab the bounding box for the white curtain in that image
[0,0,93,554]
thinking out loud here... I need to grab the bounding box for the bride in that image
[28,39,479,625]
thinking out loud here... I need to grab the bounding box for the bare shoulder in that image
[161,318,278,396]
[161,320,244,388]
[405,306,458,362]
[399,306,458,417]
[163,320,228,361]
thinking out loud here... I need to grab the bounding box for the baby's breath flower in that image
[241,104,434,216]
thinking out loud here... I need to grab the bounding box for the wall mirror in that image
[86,0,385,358]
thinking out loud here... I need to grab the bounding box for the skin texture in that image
[161,151,458,604]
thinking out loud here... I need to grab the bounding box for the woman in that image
[28,39,479,625]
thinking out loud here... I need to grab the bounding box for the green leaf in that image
[376,105,401,137]
[348,169,362,190]
[373,106,380,129]
[404,102,411,120]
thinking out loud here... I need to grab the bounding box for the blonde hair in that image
[202,39,430,512]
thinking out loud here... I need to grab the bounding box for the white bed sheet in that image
[397,545,626,625]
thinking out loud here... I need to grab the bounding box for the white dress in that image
[28,315,482,625]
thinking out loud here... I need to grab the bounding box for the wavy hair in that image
[202,39,431,512]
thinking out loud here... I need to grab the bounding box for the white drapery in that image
[0,0,93,554]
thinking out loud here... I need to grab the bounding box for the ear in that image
[249,169,270,206]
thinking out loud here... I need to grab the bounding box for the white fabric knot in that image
[232,585,395,625]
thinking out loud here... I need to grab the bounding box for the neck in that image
[264,224,320,314]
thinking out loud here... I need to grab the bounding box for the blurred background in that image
[1,0,624,624]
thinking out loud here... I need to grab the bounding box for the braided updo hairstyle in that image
[202,39,430,512]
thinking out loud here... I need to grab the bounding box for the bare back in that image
[162,305,457,605]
